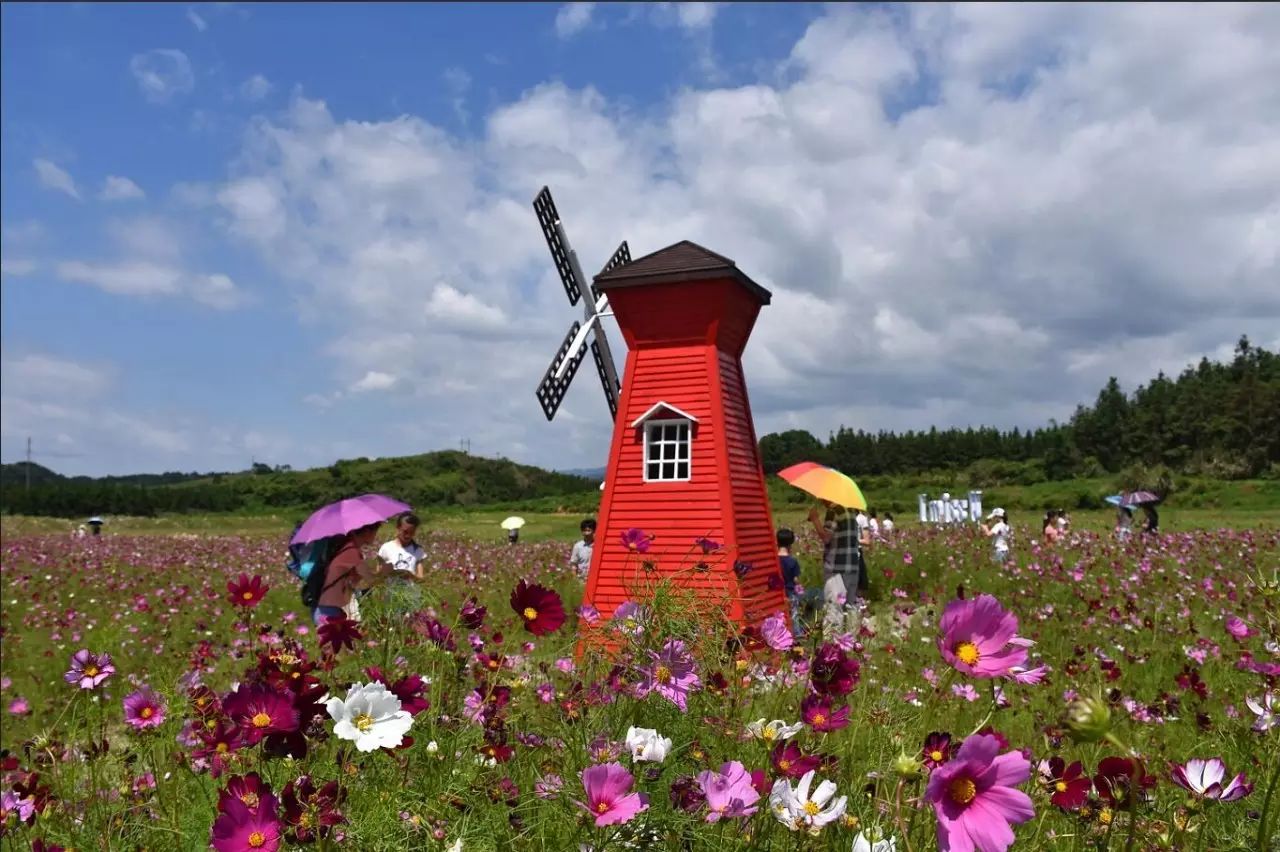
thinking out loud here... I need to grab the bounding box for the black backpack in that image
[299,537,340,609]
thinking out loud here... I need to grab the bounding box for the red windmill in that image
[532,188,788,647]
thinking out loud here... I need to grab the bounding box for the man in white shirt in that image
[569,518,596,581]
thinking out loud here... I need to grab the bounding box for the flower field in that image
[1,521,1277,851]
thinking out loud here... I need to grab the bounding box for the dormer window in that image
[631,402,697,482]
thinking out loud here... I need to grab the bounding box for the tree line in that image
[760,336,1280,485]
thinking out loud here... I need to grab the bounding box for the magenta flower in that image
[1170,758,1252,802]
[694,536,722,554]
[696,760,760,821]
[800,694,850,732]
[8,697,30,716]
[620,528,652,553]
[1224,615,1253,640]
[123,686,167,730]
[809,643,860,697]
[64,649,115,690]
[211,791,282,852]
[937,595,1030,679]
[761,614,794,651]
[925,733,1034,852]
[637,639,701,711]
[577,763,648,827]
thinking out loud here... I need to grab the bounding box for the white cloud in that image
[240,73,272,102]
[350,370,397,393]
[675,3,718,30]
[99,175,146,201]
[0,353,111,399]
[0,259,37,278]
[202,4,1279,475]
[33,159,80,200]
[186,6,207,32]
[55,260,182,296]
[555,3,595,38]
[129,49,195,103]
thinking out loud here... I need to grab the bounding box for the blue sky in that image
[3,3,1278,476]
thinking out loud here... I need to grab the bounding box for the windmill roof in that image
[593,240,771,304]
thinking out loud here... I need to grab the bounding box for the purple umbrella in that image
[290,493,411,545]
[1121,490,1161,506]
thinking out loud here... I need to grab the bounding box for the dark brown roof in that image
[593,240,771,304]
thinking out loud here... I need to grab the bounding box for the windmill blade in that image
[592,240,631,303]
[532,187,582,306]
[590,338,621,420]
[535,321,589,421]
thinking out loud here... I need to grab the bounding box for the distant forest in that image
[761,336,1280,487]
[3,337,1277,518]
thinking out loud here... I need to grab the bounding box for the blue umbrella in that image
[1104,495,1124,507]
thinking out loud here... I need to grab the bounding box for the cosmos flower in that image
[460,597,488,629]
[509,580,566,636]
[1093,757,1157,808]
[800,695,850,732]
[211,790,281,852]
[696,760,760,821]
[7,697,30,716]
[921,732,956,770]
[612,601,647,636]
[636,639,701,711]
[619,528,652,553]
[325,682,413,753]
[809,643,860,697]
[226,574,268,608]
[64,649,115,690]
[694,536,722,554]
[746,718,804,743]
[852,829,898,852]
[925,734,1034,852]
[770,741,825,780]
[1245,691,1276,733]
[577,763,648,827]
[281,775,345,842]
[937,595,1030,679]
[768,770,847,835]
[217,773,270,815]
[760,614,794,650]
[1169,758,1252,801]
[122,686,167,730]
[1041,758,1091,811]
[1224,615,1253,640]
[624,726,672,763]
[317,616,363,654]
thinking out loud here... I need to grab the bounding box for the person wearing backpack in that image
[310,522,382,625]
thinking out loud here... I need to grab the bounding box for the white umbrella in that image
[500,516,526,531]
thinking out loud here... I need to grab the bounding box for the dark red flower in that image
[32,841,66,852]
[460,598,488,629]
[749,769,771,798]
[317,616,363,655]
[1094,756,1156,808]
[217,772,270,814]
[669,775,706,812]
[509,580,565,637]
[921,731,955,769]
[281,774,345,843]
[226,574,269,608]
[410,614,455,650]
[770,741,824,779]
[222,684,300,745]
[193,720,244,777]
[364,667,430,716]
[801,694,850,732]
[733,560,753,578]
[809,643,860,697]
[1044,758,1091,811]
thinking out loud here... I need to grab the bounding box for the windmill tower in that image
[532,190,789,647]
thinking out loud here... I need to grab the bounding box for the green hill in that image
[0,451,597,518]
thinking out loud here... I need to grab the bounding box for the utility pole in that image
[26,437,32,492]
[460,439,471,454]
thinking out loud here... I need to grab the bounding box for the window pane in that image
[678,424,688,441]
[664,424,677,442]
[647,463,660,480]
[663,443,676,460]
[662,462,675,479]
[677,462,689,479]
[647,441,660,463]
[677,443,689,460]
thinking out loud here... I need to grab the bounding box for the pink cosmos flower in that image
[123,686,167,730]
[637,639,701,711]
[64,649,115,690]
[696,760,760,821]
[211,792,282,851]
[937,596,1029,679]
[578,763,648,827]
[7,697,30,716]
[1245,691,1276,733]
[761,614,793,651]
[925,733,1034,852]
[620,528,652,553]
[1224,616,1253,640]
[800,694,850,732]
[1169,758,1253,801]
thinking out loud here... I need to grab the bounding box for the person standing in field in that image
[375,513,427,615]
[1115,506,1134,541]
[881,512,895,536]
[868,510,880,539]
[569,518,596,581]
[314,522,382,625]
[982,508,1011,563]
[777,527,804,638]
[1042,511,1061,545]
[809,500,862,635]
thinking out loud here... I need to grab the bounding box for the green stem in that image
[1258,753,1280,852]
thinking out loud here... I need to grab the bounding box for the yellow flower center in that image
[140,707,153,719]
[251,712,272,728]
[813,713,827,726]
[803,800,821,816]
[215,742,229,754]
[353,712,374,732]
[248,831,266,848]
[655,665,672,684]
[242,591,254,601]
[762,726,777,741]
[1055,780,1068,793]
[85,666,99,677]
[948,777,977,806]
[523,607,538,621]
[779,759,791,771]
[596,801,610,814]
[954,642,981,666]
[930,750,945,762]
[240,792,259,808]
[1098,808,1113,826]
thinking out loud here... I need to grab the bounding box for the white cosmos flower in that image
[1245,691,1276,733]
[852,828,898,852]
[624,726,672,763]
[325,682,413,753]
[769,770,847,835]
[746,718,804,743]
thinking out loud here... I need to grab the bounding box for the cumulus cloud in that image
[0,258,37,278]
[100,175,146,201]
[350,370,397,393]
[33,159,80,199]
[129,49,195,103]
[555,3,595,38]
[203,4,1279,473]
[240,73,272,102]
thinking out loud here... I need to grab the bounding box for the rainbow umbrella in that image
[777,462,867,510]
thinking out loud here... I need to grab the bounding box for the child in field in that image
[982,508,1011,563]
[777,528,804,638]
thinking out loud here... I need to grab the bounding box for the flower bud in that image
[1064,691,1112,743]
[892,752,926,780]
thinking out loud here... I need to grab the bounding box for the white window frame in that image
[643,418,692,482]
